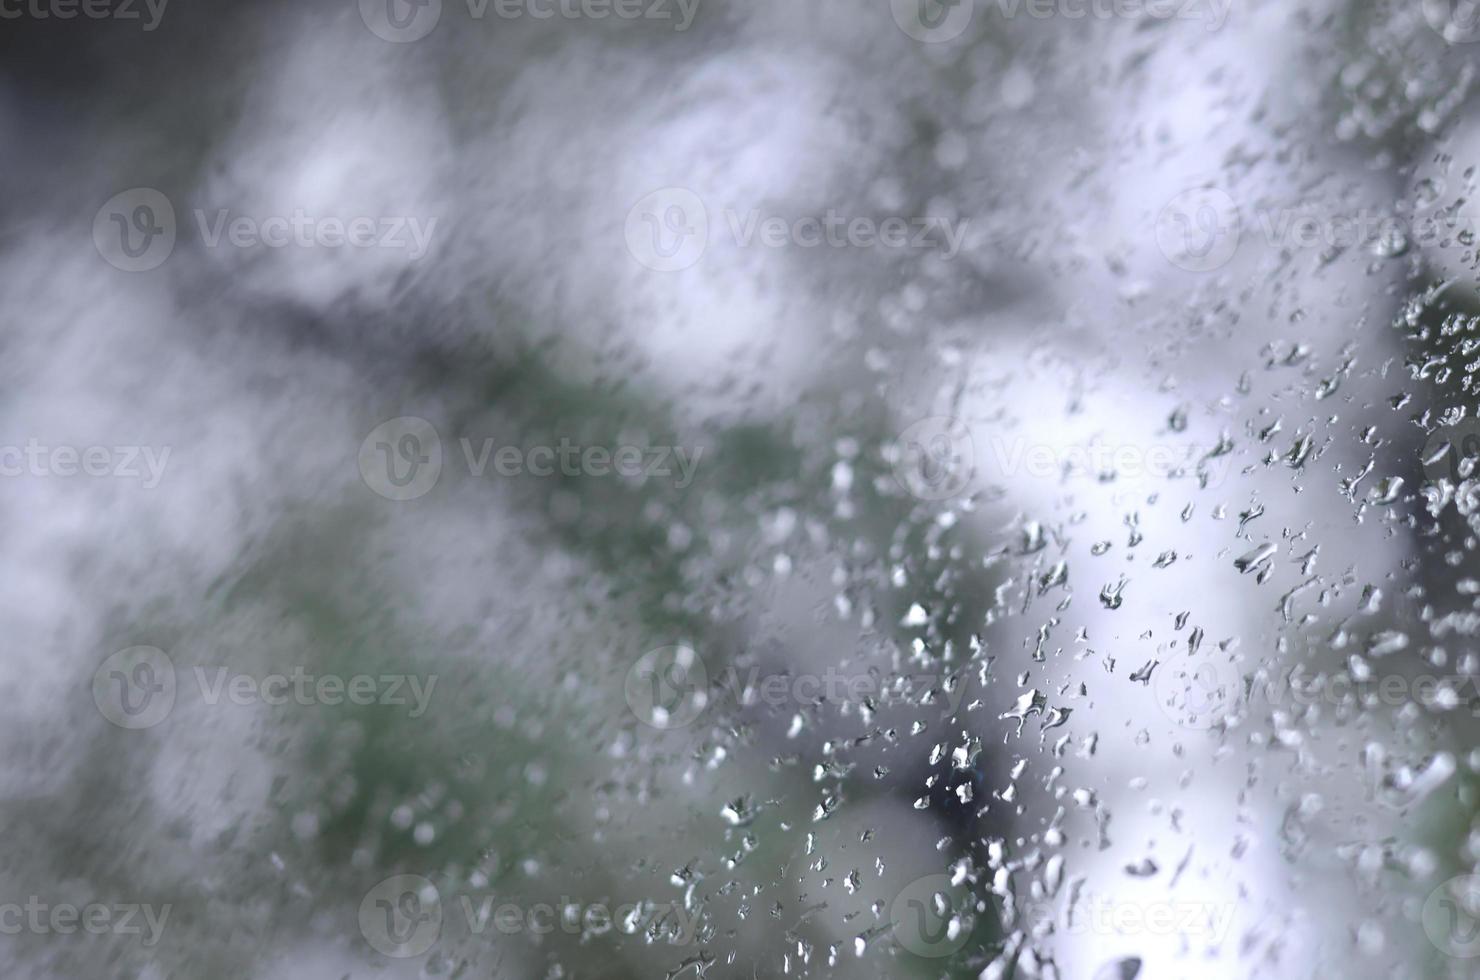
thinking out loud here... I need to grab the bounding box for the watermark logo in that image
[1422,419,1480,484]
[93,188,176,272]
[1155,188,1241,272]
[625,646,709,729]
[891,0,975,42]
[360,875,443,958]
[359,0,442,41]
[625,188,710,272]
[359,417,444,501]
[892,417,976,502]
[891,874,977,958]
[0,0,169,30]
[1424,874,1480,958]
[1153,653,1236,730]
[92,646,177,730]
[1423,0,1480,43]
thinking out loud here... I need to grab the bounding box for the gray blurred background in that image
[1,0,1478,977]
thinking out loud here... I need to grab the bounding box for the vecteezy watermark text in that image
[889,0,1229,43]
[193,209,436,259]
[358,417,704,501]
[0,898,171,946]
[92,647,438,729]
[1155,653,1480,730]
[0,0,167,29]
[93,188,437,272]
[888,874,1236,960]
[1016,891,1236,940]
[1155,188,1474,272]
[625,188,969,272]
[888,415,1232,502]
[357,875,700,958]
[358,0,699,43]
[0,440,169,488]
[624,646,973,729]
